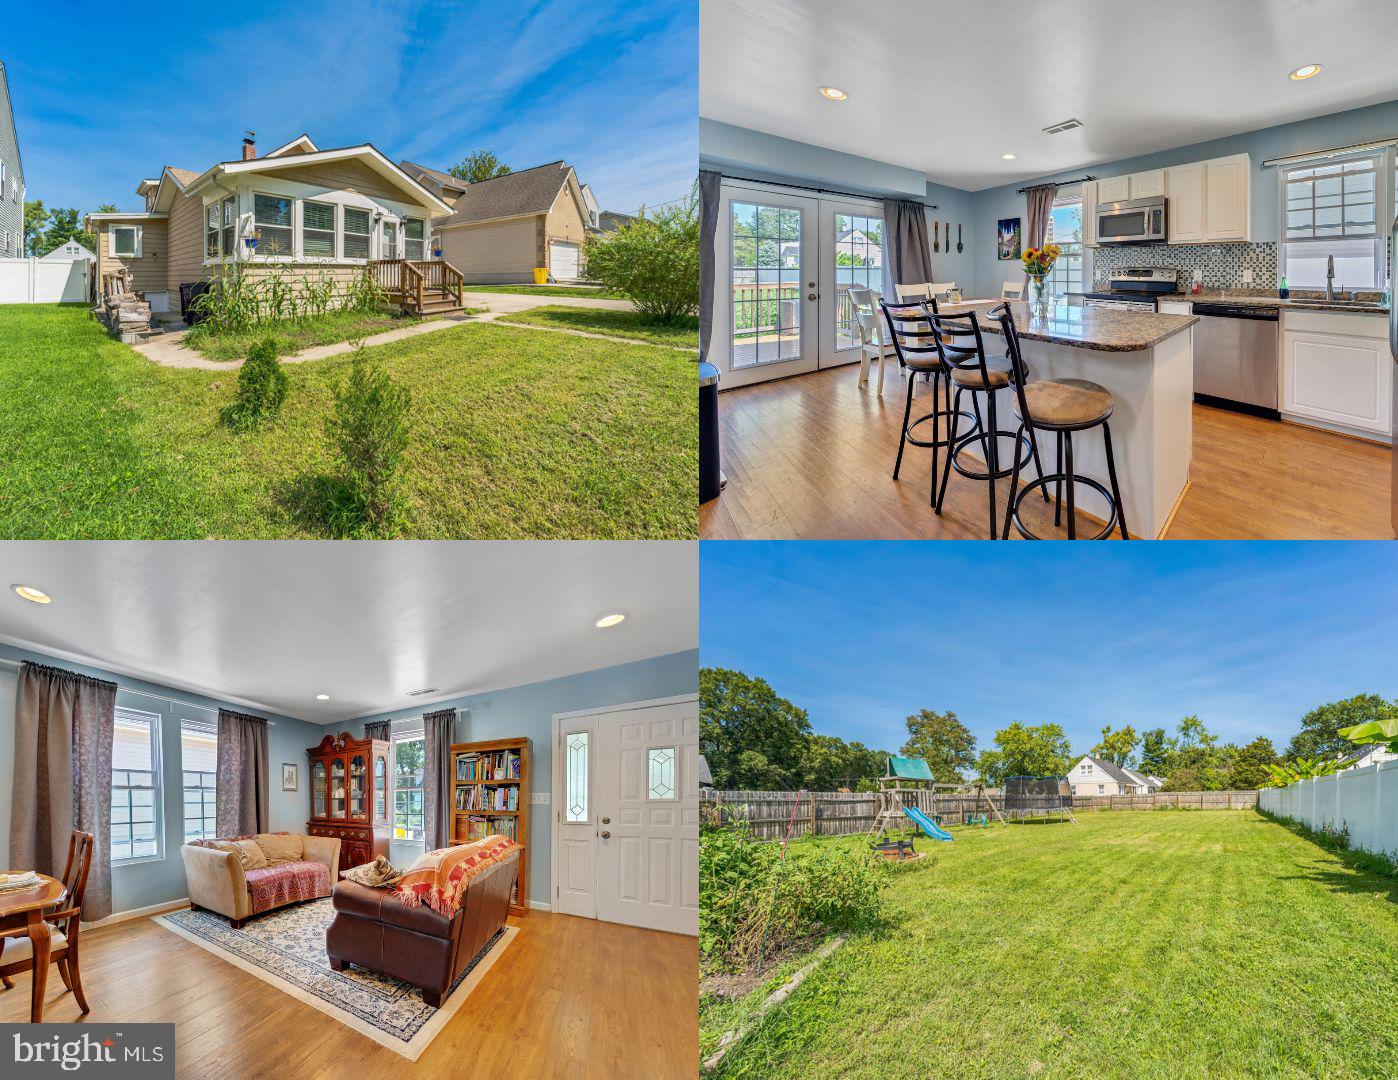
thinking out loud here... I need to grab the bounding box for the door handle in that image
[600,831,611,839]
[807,293,817,300]
[601,817,610,824]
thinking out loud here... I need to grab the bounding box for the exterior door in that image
[549,241,580,280]
[593,700,700,935]
[716,184,819,388]
[554,715,599,919]
[819,200,885,369]
[381,221,399,261]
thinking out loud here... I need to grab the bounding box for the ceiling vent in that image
[1042,118,1084,135]
[405,686,439,697]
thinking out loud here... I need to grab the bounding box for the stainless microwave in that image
[1096,196,1167,244]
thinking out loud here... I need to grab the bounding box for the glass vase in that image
[1031,274,1050,314]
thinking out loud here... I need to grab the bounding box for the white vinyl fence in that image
[1258,760,1398,859]
[0,257,90,303]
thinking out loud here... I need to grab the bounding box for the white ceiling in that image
[701,0,1398,190]
[0,542,697,723]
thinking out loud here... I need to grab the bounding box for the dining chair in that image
[1001,280,1025,299]
[847,287,892,395]
[0,830,94,1017]
[895,282,957,302]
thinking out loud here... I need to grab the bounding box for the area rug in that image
[154,899,516,1060]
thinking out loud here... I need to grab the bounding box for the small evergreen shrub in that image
[221,337,288,431]
[322,344,411,536]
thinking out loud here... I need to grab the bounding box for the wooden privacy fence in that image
[701,789,1259,840]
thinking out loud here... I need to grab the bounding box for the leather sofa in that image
[326,849,518,1006]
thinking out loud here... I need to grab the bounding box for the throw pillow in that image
[206,839,268,870]
[340,855,401,887]
[253,832,303,864]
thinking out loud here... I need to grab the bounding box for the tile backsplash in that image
[1092,242,1278,289]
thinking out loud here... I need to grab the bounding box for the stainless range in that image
[1083,268,1179,312]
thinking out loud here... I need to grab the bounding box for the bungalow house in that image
[85,133,458,323]
[0,60,25,257]
[1068,756,1153,796]
[401,159,592,284]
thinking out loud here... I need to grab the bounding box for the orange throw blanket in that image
[392,835,519,916]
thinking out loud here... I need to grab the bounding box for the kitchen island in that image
[940,300,1198,538]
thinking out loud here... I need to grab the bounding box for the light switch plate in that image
[1241,270,1254,284]
[1192,270,1203,282]
[531,792,550,804]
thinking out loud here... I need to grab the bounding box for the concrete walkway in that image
[133,291,638,369]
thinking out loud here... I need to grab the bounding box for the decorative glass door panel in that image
[330,755,347,819]
[348,752,367,820]
[818,199,886,370]
[312,760,327,818]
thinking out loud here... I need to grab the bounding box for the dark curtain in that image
[698,170,722,364]
[423,708,456,851]
[1024,183,1059,282]
[216,709,270,837]
[363,720,391,742]
[9,662,117,921]
[883,199,934,295]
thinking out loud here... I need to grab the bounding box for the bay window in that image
[303,200,336,258]
[1279,150,1390,291]
[343,207,371,260]
[254,193,293,257]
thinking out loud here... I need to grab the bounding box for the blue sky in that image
[6,0,695,216]
[700,542,1398,758]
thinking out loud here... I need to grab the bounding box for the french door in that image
[714,181,885,388]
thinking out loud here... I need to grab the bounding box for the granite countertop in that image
[1154,289,1390,315]
[942,300,1198,353]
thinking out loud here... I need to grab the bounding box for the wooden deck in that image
[370,259,466,316]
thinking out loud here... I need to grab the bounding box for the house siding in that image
[439,216,541,283]
[543,178,588,277]
[96,219,168,297]
[166,191,207,296]
[0,63,25,256]
[256,158,406,204]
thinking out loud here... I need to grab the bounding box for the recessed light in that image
[315,694,330,701]
[818,86,847,101]
[12,585,51,604]
[1289,64,1322,80]
[1001,153,1017,161]
[594,613,626,628]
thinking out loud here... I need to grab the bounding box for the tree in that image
[1139,727,1172,775]
[801,735,888,791]
[1286,693,1398,759]
[96,203,118,213]
[974,722,1072,785]
[1227,737,1279,790]
[23,199,48,256]
[900,709,976,783]
[1092,724,1139,767]
[583,186,698,322]
[1160,767,1204,792]
[700,668,812,790]
[38,208,91,257]
[447,151,511,184]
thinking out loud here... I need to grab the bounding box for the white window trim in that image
[391,726,426,844]
[179,716,219,843]
[112,706,164,866]
[111,225,143,259]
[1277,147,1393,291]
[1048,184,1089,296]
[301,198,340,261]
[342,206,373,263]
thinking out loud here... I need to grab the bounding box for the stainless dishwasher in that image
[1191,302,1280,419]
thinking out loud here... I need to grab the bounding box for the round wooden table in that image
[0,872,67,1022]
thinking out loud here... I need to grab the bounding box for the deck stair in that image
[369,258,466,317]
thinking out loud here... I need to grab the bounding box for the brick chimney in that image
[242,131,256,161]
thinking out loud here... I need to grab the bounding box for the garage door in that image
[549,241,580,281]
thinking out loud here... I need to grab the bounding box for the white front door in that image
[819,200,885,370]
[554,715,598,919]
[593,699,699,935]
[549,240,580,280]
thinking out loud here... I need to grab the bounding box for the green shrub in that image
[189,265,389,339]
[322,344,411,535]
[582,185,698,323]
[221,337,288,431]
[700,819,887,972]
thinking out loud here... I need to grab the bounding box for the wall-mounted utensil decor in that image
[957,224,964,254]
[933,221,939,253]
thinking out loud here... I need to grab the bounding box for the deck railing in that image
[368,259,462,311]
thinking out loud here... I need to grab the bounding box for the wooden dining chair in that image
[847,287,891,395]
[0,830,94,1015]
[895,282,957,303]
[1001,280,1025,299]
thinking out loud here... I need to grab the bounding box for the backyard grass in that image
[0,305,696,538]
[702,811,1398,1079]
[460,284,628,299]
[497,306,699,348]
[186,307,417,360]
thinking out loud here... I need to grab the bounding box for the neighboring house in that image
[1337,744,1397,771]
[421,160,592,283]
[39,238,95,262]
[1068,756,1152,796]
[0,60,25,258]
[597,210,635,233]
[86,133,455,318]
[580,182,601,230]
[399,160,469,208]
[835,228,883,266]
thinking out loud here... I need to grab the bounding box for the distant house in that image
[580,183,601,230]
[597,210,635,233]
[1337,744,1397,771]
[39,239,95,263]
[0,60,25,257]
[1068,756,1152,796]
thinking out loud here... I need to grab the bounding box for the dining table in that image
[0,871,67,1021]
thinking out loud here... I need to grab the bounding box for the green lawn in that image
[0,305,696,538]
[497,306,698,349]
[703,811,1398,1079]
[461,284,628,299]
[186,308,417,360]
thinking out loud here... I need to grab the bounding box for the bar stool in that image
[879,299,979,505]
[992,302,1129,540]
[926,306,1046,539]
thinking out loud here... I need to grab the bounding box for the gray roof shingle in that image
[399,160,468,193]
[439,161,571,226]
[1087,756,1138,785]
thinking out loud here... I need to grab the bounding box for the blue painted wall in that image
[344,650,699,909]
[0,642,319,917]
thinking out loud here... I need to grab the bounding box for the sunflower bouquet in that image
[1021,243,1061,277]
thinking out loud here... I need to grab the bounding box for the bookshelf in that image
[450,736,530,917]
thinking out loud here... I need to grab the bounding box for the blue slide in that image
[903,806,954,842]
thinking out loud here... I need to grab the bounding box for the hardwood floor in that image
[700,364,1393,540]
[0,908,697,1080]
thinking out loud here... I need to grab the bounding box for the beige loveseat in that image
[181,832,341,928]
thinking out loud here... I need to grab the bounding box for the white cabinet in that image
[1127,170,1165,199]
[1281,310,1392,437]
[1096,175,1130,203]
[1165,163,1205,244]
[1203,154,1250,242]
[1081,180,1098,247]
[1158,300,1193,316]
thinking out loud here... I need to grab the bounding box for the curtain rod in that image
[722,173,937,209]
[1261,138,1398,168]
[1017,175,1095,194]
[0,656,275,725]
